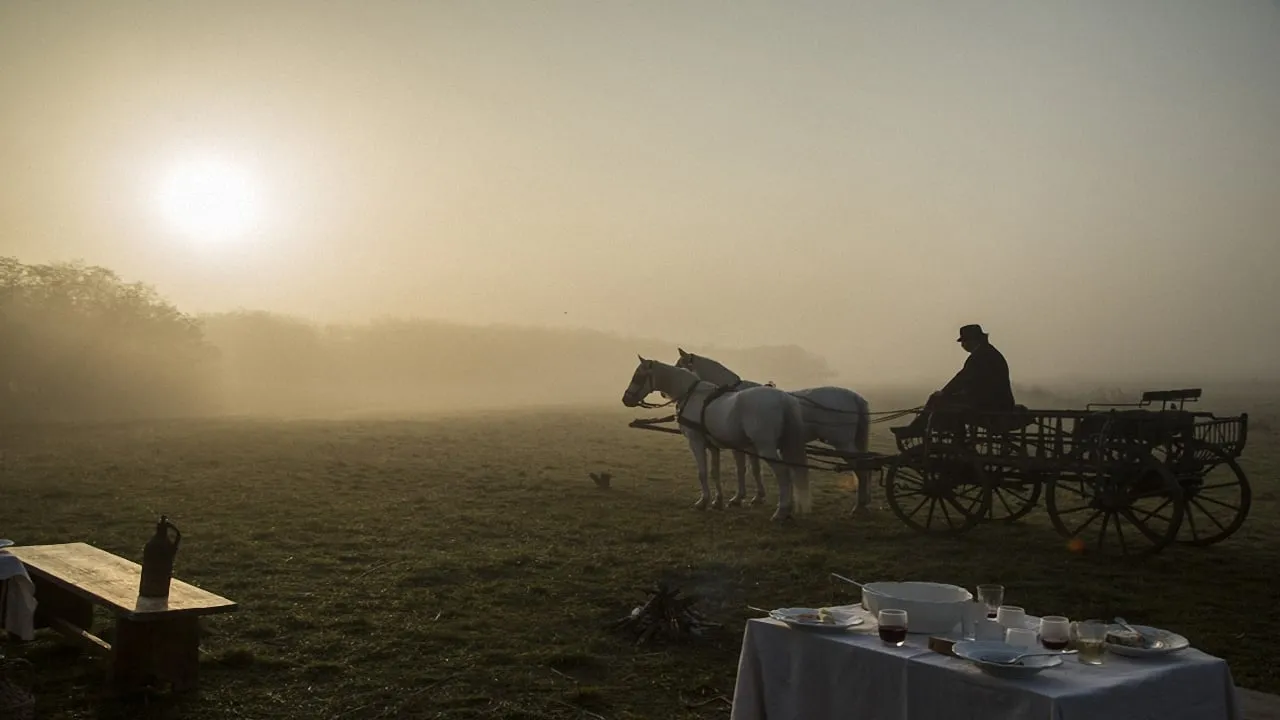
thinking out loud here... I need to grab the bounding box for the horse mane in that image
[692,353,743,385]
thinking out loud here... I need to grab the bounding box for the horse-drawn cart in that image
[630,388,1251,558]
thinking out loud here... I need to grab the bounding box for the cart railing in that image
[895,403,1248,468]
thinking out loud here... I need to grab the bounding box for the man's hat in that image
[957,324,988,342]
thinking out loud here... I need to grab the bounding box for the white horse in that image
[621,356,813,520]
[674,348,874,513]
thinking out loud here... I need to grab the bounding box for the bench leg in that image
[27,575,95,633]
[112,616,201,693]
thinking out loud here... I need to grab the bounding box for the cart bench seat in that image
[4,542,237,693]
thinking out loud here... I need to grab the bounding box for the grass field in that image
[2,405,1278,719]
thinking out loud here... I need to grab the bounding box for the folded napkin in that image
[0,551,37,641]
[826,603,879,632]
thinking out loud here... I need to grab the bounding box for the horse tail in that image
[784,396,812,513]
[854,393,871,453]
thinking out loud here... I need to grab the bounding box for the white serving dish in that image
[953,640,1064,679]
[860,581,972,635]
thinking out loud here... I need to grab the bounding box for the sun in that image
[155,154,262,241]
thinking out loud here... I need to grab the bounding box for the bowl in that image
[860,581,972,635]
[953,640,1064,679]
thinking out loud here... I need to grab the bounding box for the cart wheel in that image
[884,452,990,535]
[980,463,1042,524]
[1045,452,1185,558]
[1170,441,1252,546]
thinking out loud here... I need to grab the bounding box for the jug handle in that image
[166,520,182,549]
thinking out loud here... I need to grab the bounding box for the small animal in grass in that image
[589,471,612,489]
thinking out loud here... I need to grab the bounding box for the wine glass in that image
[1039,616,1070,650]
[878,609,908,647]
[976,584,1004,619]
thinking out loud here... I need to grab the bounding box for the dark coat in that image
[939,342,1016,409]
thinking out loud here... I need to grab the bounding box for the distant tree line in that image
[0,257,216,421]
[0,257,840,420]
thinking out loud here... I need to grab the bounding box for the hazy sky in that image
[2,0,1279,384]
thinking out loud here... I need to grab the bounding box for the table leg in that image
[112,615,201,693]
[28,576,94,632]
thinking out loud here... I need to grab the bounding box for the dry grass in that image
[1,405,1277,719]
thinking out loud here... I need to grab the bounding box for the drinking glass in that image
[995,605,1026,629]
[878,609,908,647]
[976,584,1004,619]
[1075,620,1107,665]
[1005,627,1038,649]
[1039,616,1071,650]
[962,601,987,640]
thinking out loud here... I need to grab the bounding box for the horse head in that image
[622,355,657,407]
[674,347,698,372]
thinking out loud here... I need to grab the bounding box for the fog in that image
[3,1,1280,407]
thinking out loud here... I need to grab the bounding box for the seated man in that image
[894,324,1017,437]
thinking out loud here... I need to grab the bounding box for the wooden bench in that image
[4,542,238,693]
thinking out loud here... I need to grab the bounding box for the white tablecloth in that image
[0,551,37,641]
[730,611,1241,720]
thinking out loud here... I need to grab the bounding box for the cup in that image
[996,605,1026,629]
[1074,620,1107,665]
[1005,627,1038,649]
[975,618,1005,641]
[878,609,908,647]
[976,584,1004,619]
[1039,616,1071,650]
[962,601,987,640]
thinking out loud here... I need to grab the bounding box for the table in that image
[4,542,238,693]
[730,610,1241,720]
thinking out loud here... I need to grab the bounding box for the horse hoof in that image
[711,497,725,510]
[693,498,708,510]
[771,509,794,522]
[727,496,743,507]
[750,495,765,506]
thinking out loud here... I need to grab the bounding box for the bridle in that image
[631,362,701,410]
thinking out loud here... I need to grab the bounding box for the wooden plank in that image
[45,615,112,655]
[6,543,238,620]
[1141,388,1202,403]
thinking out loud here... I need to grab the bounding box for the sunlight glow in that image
[156,154,262,241]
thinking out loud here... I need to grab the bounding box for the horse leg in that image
[852,468,873,515]
[689,437,710,510]
[728,450,747,507]
[710,448,725,510]
[750,453,766,505]
[757,446,793,521]
[831,439,870,516]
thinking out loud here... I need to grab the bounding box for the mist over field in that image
[4,256,1279,425]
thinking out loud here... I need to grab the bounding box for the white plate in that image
[953,640,1066,679]
[769,607,865,632]
[1104,624,1190,656]
[0,539,13,549]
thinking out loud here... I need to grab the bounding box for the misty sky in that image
[2,0,1279,384]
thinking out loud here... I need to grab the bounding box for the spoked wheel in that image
[981,465,1042,524]
[977,466,1039,520]
[884,452,991,535]
[1168,440,1252,546]
[1045,451,1185,558]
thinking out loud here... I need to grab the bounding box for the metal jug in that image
[139,515,181,599]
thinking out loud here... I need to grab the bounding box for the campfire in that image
[609,582,720,645]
